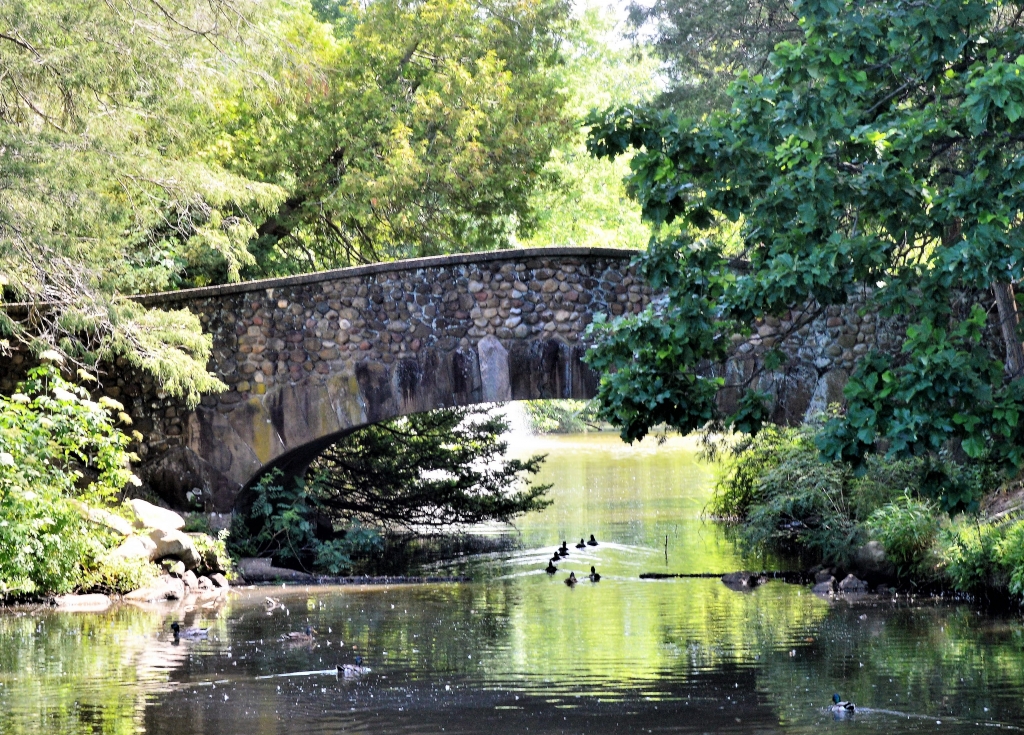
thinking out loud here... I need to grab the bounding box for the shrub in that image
[709,426,806,519]
[941,519,1005,593]
[190,530,234,578]
[996,520,1024,598]
[739,439,860,566]
[524,400,602,434]
[0,364,137,598]
[82,553,158,595]
[849,455,923,521]
[867,495,941,578]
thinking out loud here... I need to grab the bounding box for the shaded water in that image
[4,433,1024,734]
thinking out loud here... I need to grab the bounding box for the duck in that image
[280,626,315,642]
[170,622,208,640]
[587,534,598,546]
[338,656,370,678]
[550,552,562,563]
[564,571,577,587]
[589,566,601,582]
[829,693,855,715]
[545,560,558,574]
[558,541,569,557]
[575,538,586,549]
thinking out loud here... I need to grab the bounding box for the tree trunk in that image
[993,281,1024,378]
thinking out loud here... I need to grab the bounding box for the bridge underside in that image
[147,336,599,512]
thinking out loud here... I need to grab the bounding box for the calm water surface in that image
[4,433,1024,734]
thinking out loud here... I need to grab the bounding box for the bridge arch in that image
[133,247,647,511]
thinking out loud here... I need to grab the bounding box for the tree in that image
[228,0,574,274]
[231,406,550,572]
[309,407,550,529]
[586,0,1024,513]
[626,0,798,114]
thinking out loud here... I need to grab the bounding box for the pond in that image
[3,432,1024,734]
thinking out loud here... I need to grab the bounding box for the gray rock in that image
[838,573,869,593]
[54,593,111,612]
[161,559,186,576]
[210,573,230,589]
[182,570,199,591]
[477,335,511,402]
[149,529,201,569]
[197,576,215,592]
[129,499,185,532]
[237,557,313,583]
[109,534,158,562]
[124,575,185,602]
[814,568,835,584]
[812,577,836,595]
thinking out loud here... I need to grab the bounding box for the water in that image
[4,433,1024,734]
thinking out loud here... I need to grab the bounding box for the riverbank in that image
[711,425,1024,606]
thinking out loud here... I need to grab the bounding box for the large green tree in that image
[627,0,798,114]
[587,0,1024,513]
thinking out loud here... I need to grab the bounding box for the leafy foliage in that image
[309,407,551,530]
[627,0,798,114]
[587,0,1024,512]
[0,364,136,597]
[524,400,603,434]
[866,495,941,579]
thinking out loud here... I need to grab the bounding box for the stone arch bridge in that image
[133,247,651,511]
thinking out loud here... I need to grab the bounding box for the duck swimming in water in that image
[564,571,577,587]
[587,535,598,546]
[575,538,586,549]
[589,566,601,582]
[280,626,315,642]
[550,552,561,563]
[338,656,370,678]
[545,560,558,574]
[558,541,569,557]
[829,694,855,715]
[171,622,208,640]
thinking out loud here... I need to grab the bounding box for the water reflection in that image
[3,434,1024,734]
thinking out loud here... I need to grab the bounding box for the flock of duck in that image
[545,534,600,586]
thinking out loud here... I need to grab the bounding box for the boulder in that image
[161,559,186,576]
[149,529,201,569]
[814,568,835,584]
[109,534,158,562]
[812,576,836,595]
[54,594,111,612]
[129,499,185,532]
[70,500,134,536]
[182,570,199,591]
[838,573,869,593]
[197,576,215,592]
[237,557,313,583]
[124,575,185,602]
[210,573,230,589]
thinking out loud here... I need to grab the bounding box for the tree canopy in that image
[1,0,573,398]
[587,0,1024,513]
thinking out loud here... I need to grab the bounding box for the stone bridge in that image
[132,247,650,511]
[0,246,899,513]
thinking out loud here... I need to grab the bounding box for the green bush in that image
[81,553,158,595]
[996,521,1024,598]
[709,426,807,519]
[0,364,137,598]
[524,400,602,434]
[190,530,234,578]
[849,455,923,521]
[941,519,1005,593]
[867,495,941,578]
[739,438,861,566]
